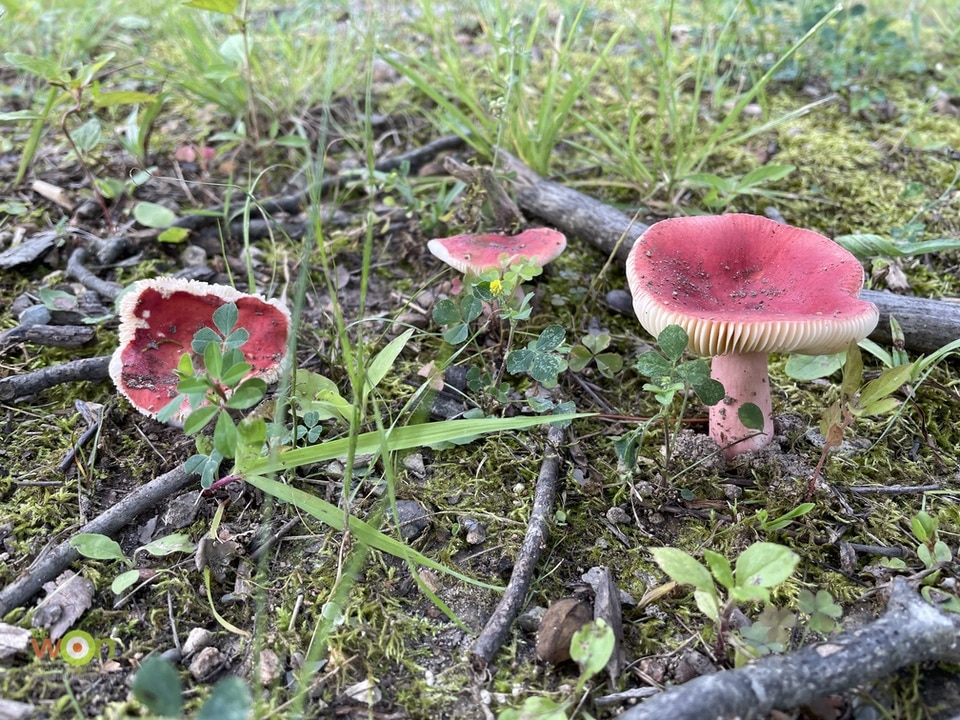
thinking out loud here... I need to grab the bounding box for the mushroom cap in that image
[626,214,879,356]
[428,228,566,274]
[109,277,290,420]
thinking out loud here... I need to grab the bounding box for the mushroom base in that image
[709,352,775,459]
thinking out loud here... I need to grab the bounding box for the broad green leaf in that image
[158,227,190,244]
[191,327,221,353]
[581,333,611,354]
[693,377,725,406]
[528,352,566,385]
[685,172,733,192]
[567,345,593,372]
[133,201,176,228]
[658,325,689,362]
[535,325,566,353]
[70,533,126,562]
[111,569,142,595]
[156,395,187,424]
[835,233,960,260]
[4,52,63,80]
[132,657,183,717]
[634,351,672,379]
[197,677,252,720]
[570,619,615,682]
[693,588,721,623]
[72,117,102,153]
[223,327,249,350]
[738,403,765,431]
[203,341,223,379]
[244,414,587,477]
[461,294,483,323]
[738,164,795,187]
[506,348,534,374]
[213,302,238,336]
[858,397,900,417]
[93,90,158,107]
[858,362,914,408]
[432,298,460,325]
[651,547,714,592]
[176,377,211,395]
[784,352,845,380]
[442,324,469,345]
[183,0,239,14]
[595,352,623,378]
[213,412,238,459]
[220,361,252,388]
[840,342,863,400]
[703,549,734,590]
[734,542,799,589]
[139,534,194,556]
[183,405,219,435]
[226,378,266,409]
[911,511,934,542]
[366,328,414,392]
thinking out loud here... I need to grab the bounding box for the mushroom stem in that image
[709,352,774,458]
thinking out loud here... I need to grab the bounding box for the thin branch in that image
[0,355,111,402]
[471,425,565,670]
[0,464,194,615]
[613,579,960,720]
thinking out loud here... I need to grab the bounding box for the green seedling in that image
[505,324,569,388]
[132,655,251,720]
[754,503,816,533]
[684,164,797,209]
[810,341,914,493]
[568,332,623,380]
[70,532,194,595]
[910,511,953,584]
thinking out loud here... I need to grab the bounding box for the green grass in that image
[2,0,960,717]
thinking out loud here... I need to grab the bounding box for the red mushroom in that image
[626,214,879,458]
[428,228,566,276]
[109,277,290,421]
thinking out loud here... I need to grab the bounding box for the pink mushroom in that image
[626,214,879,458]
[428,228,566,276]
[109,277,290,421]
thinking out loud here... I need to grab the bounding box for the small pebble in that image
[182,627,214,656]
[189,646,223,680]
[395,499,430,541]
[18,305,50,326]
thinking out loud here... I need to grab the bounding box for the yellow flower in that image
[490,278,503,297]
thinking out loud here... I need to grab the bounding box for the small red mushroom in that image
[626,214,879,458]
[427,228,566,276]
[109,277,290,421]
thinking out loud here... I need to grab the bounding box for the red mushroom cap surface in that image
[109,278,290,420]
[627,214,879,356]
[428,228,566,274]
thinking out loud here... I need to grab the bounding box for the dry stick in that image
[173,134,467,231]
[0,464,193,615]
[471,425,565,670]
[0,355,111,402]
[500,152,960,355]
[613,578,960,720]
[65,247,123,301]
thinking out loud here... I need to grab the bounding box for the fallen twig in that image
[849,483,943,494]
[0,355,111,402]
[613,578,960,720]
[0,324,96,352]
[499,151,960,354]
[0,463,194,615]
[471,425,565,670]
[65,247,123,301]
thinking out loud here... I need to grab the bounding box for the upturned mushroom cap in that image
[109,277,290,420]
[627,214,879,356]
[428,228,566,275]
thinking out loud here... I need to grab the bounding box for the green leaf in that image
[4,52,63,80]
[703,549,734,589]
[738,164,795,187]
[111,569,142,595]
[734,542,799,589]
[498,696,569,720]
[693,588,721,623]
[131,657,183,717]
[506,348,534,374]
[133,201,176,228]
[220,361,252,388]
[911,511,935,543]
[535,325,566,353]
[460,294,483,323]
[157,395,187,424]
[442,324,469,345]
[595,352,623,378]
[226,378,267,409]
[840,342,863,400]
[634,351,672,379]
[738,403,765,431]
[528,353,566,385]
[183,0,239,14]
[432,298,460,326]
[222,328,249,350]
[191,327,221,354]
[213,302,238,336]
[651,547,714,593]
[693,378,725,406]
[658,325,689,362]
[858,362,914,408]
[72,117,102,153]
[183,405,219,435]
[366,328,413,392]
[70,533,127,562]
[203,341,223,379]
[93,90,158,107]
[570,619,615,683]
[158,227,190,244]
[176,377,211,395]
[213,412,238,459]
[568,345,593,372]
[581,333,611,354]
[784,352,846,380]
[139,534,194,556]
[858,397,900,417]
[197,676,252,720]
